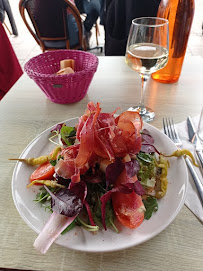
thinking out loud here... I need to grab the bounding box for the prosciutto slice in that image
[55,102,143,182]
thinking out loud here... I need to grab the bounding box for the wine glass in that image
[125,17,169,122]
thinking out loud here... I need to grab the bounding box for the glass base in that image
[128,106,155,122]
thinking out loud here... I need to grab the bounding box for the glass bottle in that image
[152,0,195,83]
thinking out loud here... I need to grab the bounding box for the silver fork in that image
[163,118,203,204]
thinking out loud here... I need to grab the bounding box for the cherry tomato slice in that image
[112,169,145,229]
[30,161,55,183]
[112,191,145,228]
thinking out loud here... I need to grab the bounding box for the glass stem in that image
[140,74,150,110]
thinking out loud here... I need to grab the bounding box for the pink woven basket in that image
[24,50,98,104]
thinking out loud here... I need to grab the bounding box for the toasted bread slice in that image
[60,59,75,70]
[56,67,74,75]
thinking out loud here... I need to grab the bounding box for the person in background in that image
[104,0,161,56]
[0,22,23,100]
[66,0,81,48]
[0,0,18,35]
[75,0,101,48]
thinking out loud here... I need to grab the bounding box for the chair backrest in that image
[19,0,86,52]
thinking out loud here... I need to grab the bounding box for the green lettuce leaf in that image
[60,126,76,146]
[143,197,158,220]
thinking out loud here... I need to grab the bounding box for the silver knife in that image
[187,116,203,170]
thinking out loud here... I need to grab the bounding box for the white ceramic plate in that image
[12,118,188,252]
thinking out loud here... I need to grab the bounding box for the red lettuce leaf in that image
[84,200,96,226]
[51,123,64,133]
[100,188,117,230]
[141,129,155,144]
[44,181,87,217]
[81,166,104,184]
[54,173,71,187]
[141,143,160,154]
[125,160,140,177]
[105,158,125,187]
[141,129,160,154]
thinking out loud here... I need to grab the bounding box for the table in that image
[0,56,202,271]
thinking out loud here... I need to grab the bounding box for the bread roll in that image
[60,59,75,70]
[56,67,74,75]
[56,59,75,75]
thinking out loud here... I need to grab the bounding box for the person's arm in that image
[0,0,5,23]
[74,0,85,13]
[2,0,18,35]
[0,22,23,97]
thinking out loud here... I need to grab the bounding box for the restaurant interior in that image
[0,1,203,271]
[3,0,203,67]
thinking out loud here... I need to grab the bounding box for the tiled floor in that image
[3,0,203,68]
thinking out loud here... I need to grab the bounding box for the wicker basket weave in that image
[24,50,98,104]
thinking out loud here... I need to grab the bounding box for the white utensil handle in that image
[185,157,203,205]
[196,150,203,171]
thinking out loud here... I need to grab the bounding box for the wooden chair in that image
[19,0,87,52]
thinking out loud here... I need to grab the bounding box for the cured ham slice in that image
[55,103,143,182]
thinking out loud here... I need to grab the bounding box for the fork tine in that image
[168,118,176,141]
[163,118,167,135]
[163,118,176,140]
[165,118,173,139]
[163,117,182,147]
[172,119,180,142]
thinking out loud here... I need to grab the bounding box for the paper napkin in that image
[175,115,203,222]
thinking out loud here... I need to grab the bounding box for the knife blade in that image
[187,116,203,170]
